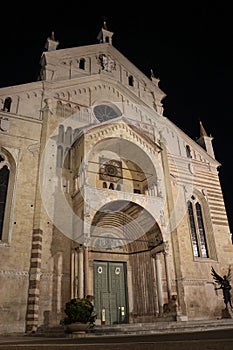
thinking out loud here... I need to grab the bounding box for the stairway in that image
[32,319,233,338]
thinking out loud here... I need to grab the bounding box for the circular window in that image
[93,104,121,122]
[99,159,122,182]
[105,164,117,176]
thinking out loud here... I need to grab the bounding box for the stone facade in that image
[0,26,232,334]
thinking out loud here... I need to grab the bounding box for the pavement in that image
[0,320,233,350]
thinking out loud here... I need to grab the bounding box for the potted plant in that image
[61,297,94,333]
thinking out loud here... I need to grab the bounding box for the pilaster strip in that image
[25,228,42,333]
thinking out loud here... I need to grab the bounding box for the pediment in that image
[78,116,162,155]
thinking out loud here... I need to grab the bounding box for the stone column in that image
[71,249,78,298]
[56,252,63,313]
[127,264,134,318]
[155,253,164,315]
[74,249,78,298]
[84,246,89,297]
[78,246,84,298]
[71,250,75,299]
[163,241,172,300]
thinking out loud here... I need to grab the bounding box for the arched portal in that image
[88,200,164,325]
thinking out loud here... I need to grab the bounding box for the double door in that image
[94,261,128,325]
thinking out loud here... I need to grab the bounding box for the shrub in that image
[61,298,93,325]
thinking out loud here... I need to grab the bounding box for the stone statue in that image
[163,294,178,318]
[211,266,233,309]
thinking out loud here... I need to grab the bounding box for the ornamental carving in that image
[99,54,115,72]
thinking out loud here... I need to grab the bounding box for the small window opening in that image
[3,97,12,112]
[128,75,134,87]
[186,145,192,158]
[79,58,85,70]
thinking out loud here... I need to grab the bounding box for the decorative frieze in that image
[0,270,28,278]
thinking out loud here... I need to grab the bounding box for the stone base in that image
[176,311,188,322]
[64,322,90,334]
[221,306,233,319]
[68,331,86,338]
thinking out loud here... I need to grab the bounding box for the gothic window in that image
[187,201,199,256]
[0,150,15,242]
[0,156,9,239]
[195,202,208,257]
[187,196,209,258]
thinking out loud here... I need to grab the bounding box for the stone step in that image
[32,319,233,338]
[87,319,233,336]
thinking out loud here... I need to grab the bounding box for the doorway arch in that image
[89,200,164,324]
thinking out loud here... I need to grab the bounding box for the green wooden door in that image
[94,261,128,325]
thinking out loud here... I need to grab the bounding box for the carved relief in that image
[98,54,116,72]
[0,117,10,132]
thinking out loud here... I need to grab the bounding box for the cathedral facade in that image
[0,25,232,334]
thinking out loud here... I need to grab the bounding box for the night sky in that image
[0,2,232,233]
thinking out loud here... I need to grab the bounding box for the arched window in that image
[58,124,64,143]
[128,75,134,87]
[65,126,72,145]
[187,196,209,258]
[57,145,63,168]
[0,150,16,242]
[64,103,72,117]
[56,101,63,116]
[0,155,9,239]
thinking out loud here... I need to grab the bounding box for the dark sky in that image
[1,2,232,233]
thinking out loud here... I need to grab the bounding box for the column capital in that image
[150,241,165,257]
[163,241,169,255]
